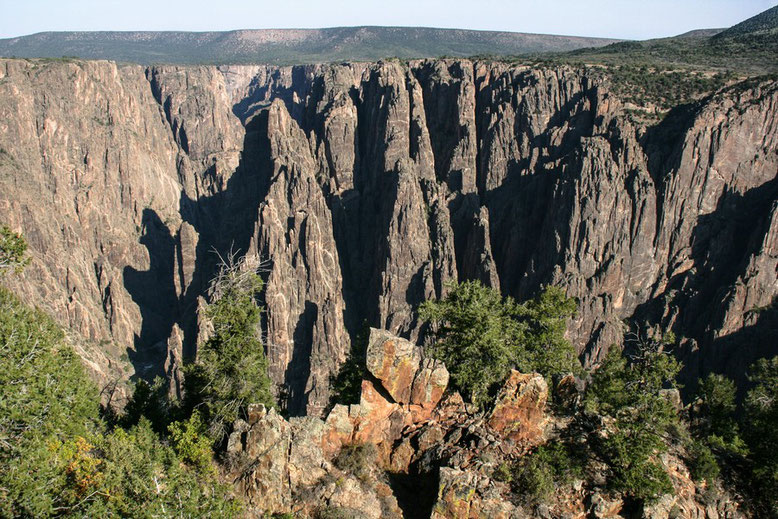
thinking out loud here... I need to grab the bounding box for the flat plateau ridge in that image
[0,27,619,64]
[0,58,776,416]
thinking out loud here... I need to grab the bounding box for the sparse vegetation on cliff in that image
[509,442,585,505]
[0,224,29,274]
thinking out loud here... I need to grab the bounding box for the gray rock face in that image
[0,58,776,413]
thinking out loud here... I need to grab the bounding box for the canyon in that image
[0,57,776,418]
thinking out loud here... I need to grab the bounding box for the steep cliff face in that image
[0,58,775,414]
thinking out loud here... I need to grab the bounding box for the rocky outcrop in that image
[365,328,449,408]
[225,328,746,518]
[487,371,549,443]
[0,58,776,413]
[431,467,517,519]
[226,328,550,516]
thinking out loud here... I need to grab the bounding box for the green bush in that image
[511,442,584,504]
[0,286,99,517]
[420,281,578,407]
[511,453,555,504]
[516,286,580,378]
[0,283,239,516]
[0,224,29,274]
[688,372,747,480]
[686,439,720,483]
[330,324,369,406]
[585,345,681,502]
[743,356,778,517]
[184,258,275,440]
[168,410,216,474]
[492,462,513,483]
[121,376,172,434]
[315,507,361,519]
[333,443,377,481]
[83,419,240,517]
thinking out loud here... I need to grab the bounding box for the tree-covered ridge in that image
[715,5,778,39]
[0,231,246,517]
[0,28,617,66]
[0,286,240,517]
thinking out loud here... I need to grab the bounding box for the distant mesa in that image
[0,26,621,65]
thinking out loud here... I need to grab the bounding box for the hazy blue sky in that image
[0,0,776,40]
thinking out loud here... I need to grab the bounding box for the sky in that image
[0,0,776,40]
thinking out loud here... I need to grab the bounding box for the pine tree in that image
[184,256,274,440]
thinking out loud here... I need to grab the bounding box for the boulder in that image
[487,370,549,444]
[589,492,623,518]
[365,327,449,408]
[352,328,451,452]
[321,404,355,458]
[431,467,517,519]
[366,328,420,404]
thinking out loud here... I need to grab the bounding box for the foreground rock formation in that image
[0,58,776,412]
[224,328,744,518]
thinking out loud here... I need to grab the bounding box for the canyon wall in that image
[0,58,775,414]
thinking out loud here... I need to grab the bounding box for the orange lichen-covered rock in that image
[411,357,450,409]
[320,404,355,458]
[365,328,420,404]
[365,328,449,408]
[486,370,548,444]
[353,328,452,455]
[352,377,403,446]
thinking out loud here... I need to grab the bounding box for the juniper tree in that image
[584,341,681,502]
[183,255,274,440]
[420,281,578,407]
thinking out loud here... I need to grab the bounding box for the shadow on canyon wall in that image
[122,108,273,385]
[632,176,778,394]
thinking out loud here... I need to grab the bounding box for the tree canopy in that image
[0,285,239,517]
[743,356,778,516]
[183,257,274,440]
[584,343,681,502]
[420,281,579,407]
